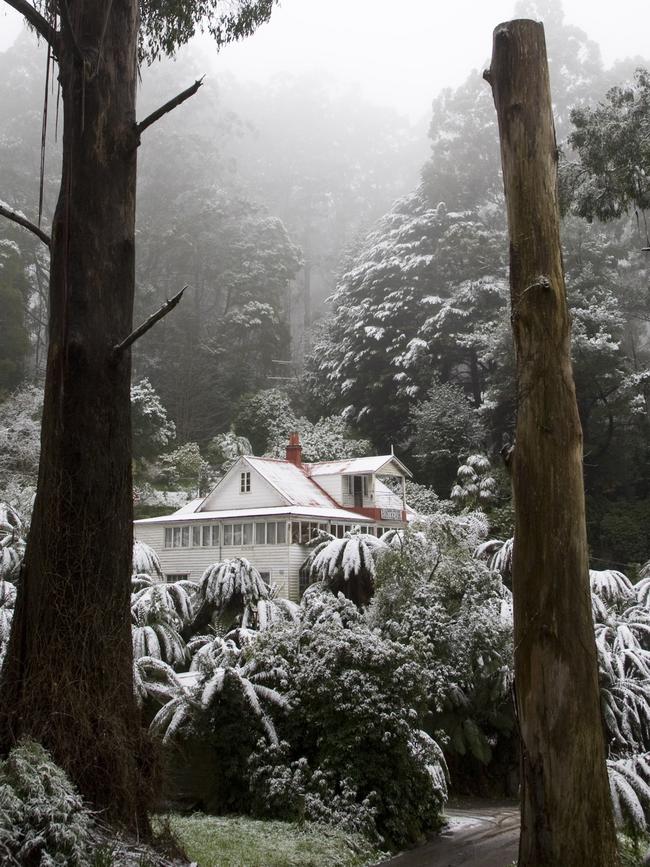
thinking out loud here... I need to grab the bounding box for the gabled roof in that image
[244,457,339,507]
[307,454,412,478]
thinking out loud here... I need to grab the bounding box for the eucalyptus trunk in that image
[485,19,619,866]
[0,0,149,828]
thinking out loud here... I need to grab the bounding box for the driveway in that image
[379,800,520,867]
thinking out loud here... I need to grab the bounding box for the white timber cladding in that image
[312,473,343,504]
[134,520,294,598]
[199,458,286,511]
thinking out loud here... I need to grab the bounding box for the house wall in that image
[135,520,296,599]
[312,473,343,503]
[199,460,286,512]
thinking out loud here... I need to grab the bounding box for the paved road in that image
[380,801,520,867]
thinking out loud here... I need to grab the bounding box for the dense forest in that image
[2,0,648,570]
[1,1,650,862]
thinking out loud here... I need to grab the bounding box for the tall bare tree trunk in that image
[0,0,149,829]
[485,20,619,866]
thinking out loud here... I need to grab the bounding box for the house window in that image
[343,476,353,496]
[192,526,201,547]
[166,573,188,583]
[255,523,266,545]
[243,523,253,545]
[363,476,370,498]
[223,524,233,546]
[276,521,286,544]
[166,527,190,548]
[259,571,271,584]
[240,472,251,493]
[202,525,212,547]
[267,522,277,544]
[212,524,220,545]
[233,524,243,545]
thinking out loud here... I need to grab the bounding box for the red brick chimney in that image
[285,432,302,466]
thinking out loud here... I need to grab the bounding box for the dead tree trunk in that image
[0,0,150,829]
[485,20,619,866]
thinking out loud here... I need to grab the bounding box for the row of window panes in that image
[164,521,286,548]
[163,521,398,549]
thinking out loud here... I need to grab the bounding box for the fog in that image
[2,0,649,119]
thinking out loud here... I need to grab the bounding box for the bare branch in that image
[0,203,51,249]
[136,77,205,139]
[113,286,187,356]
[3,0,59,48]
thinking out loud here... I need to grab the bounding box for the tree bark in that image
[0,0,150,829]
[485,20,619,866]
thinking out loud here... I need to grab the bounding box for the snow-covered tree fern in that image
[131,579,196,630]
[131,607,188,668]
[151,634,287,745]
[303,532,389,606]
[590,568,635,606]
[450,454,497,510]
[134,655,186,709]
[608,752,650,833]
[132,538,163,580]
[190,557,272,634]
[475,537,513,580]
[0,580,15,666]
[0,502,25,582]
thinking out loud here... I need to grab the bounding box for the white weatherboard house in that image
[134,433,413,601]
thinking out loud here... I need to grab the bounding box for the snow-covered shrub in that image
[0,740,94,865]
[248,598,448,849]
[249,741,382,842]
[370,515,515,783]
[302,531,389,606]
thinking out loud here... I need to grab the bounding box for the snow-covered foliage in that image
[303,531,389,606]
[369,514,514,769]
[232,388,372,462]
[150,634,287,747]
[608,752,650,833]
[131,579,196,629]
[191,557,272,633]
[590,568,635,605]
[0,501,25,582]
[248,590,448,848]
[132,538,163,580]
[0,740,94,866]
[475,536,513,581]
[132,611,188,668]
[131,377,176,461]
[450,454,498,510]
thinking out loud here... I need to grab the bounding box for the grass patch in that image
[158,814,388,867]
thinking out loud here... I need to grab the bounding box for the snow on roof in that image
[172,498,204,514]
[134,505,374,525]
[307,454,412,478]
[245,457,338,507]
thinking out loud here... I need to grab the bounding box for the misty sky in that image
[1,0,648,119]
